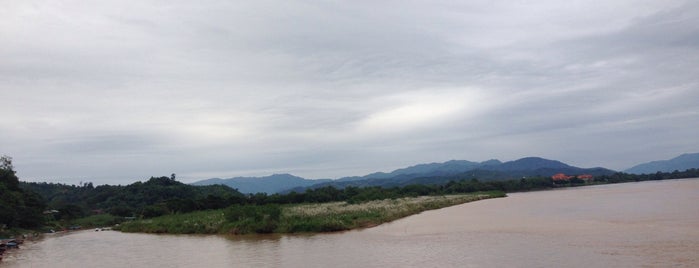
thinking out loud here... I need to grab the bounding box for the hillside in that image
[191,174,331,194]
[193,157,623,194]
[191,160,506,194]
[625,153,699,174]
[335,160,501,182]
[288,157,616,192]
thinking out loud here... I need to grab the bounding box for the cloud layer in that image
[2,1,698,184]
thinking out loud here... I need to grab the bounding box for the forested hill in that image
[20,176,245,220]
[191,174,331,195]
[193,157,615,194]
[287,157,615,192]
[625,153,699,174]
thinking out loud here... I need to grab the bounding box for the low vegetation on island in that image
[116,192,504,234]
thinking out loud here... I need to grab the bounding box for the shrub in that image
[224,204,282,234]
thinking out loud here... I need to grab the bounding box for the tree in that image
[0,155,13,170]
[0,155,19,190]
[109,206,134,217]
[56,204,85,221]
[0,155,46,228]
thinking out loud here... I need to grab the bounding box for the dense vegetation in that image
[21,175,245,222]
[0,156,46,232]
[592,168,699,183]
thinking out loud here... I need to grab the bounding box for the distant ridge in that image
[191,174,330,194]
[335,160,501,182]
[194,156,657,194]
[284,157,616,192]
[625,153,699,174]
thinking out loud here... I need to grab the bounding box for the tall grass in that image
[117,210,227,233]
[118,191,505,234]
[279,192,504,232]
[71,214,123,228]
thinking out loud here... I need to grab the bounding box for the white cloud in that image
[356,88,486,134]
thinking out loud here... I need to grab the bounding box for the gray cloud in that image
[1,0,697,184]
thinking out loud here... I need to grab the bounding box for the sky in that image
[2,1,698,185]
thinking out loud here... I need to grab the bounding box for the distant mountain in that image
[489,157,569,171]
[478,157,613,177]
[335,160,501,182]
[191,174,331,194]
[288,157,615,192]
[625,153,699,174]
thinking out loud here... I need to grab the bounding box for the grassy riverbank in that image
[116,191,504,234]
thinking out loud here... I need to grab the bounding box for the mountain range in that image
[624,153,699,174]
[192,156,617,194]
[191,174,331,194]
[290,157,614,192]
[192,153,699,194]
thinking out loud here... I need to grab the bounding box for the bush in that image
[109,206,134,217]
[141,205,168,218]
[224,204,281,234]
[72,214,122,228]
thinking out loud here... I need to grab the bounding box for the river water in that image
[3,178,698,267]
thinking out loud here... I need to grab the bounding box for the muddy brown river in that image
[3,178,698,267]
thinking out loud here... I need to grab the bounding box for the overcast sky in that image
[2,1,698,185]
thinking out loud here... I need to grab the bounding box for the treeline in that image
[592,168,699,183]
[240,177,547,205]
[21,175,245,220]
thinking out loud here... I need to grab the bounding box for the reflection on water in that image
[4,178,698,267]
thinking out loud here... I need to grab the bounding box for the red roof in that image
[551,173,571,180]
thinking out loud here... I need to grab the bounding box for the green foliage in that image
[108,206,134,217]
[593,169,699,183]
[21,176,246,221]
[117,210,228,234]
[71,214,122,228]
[224,204,281,233]
[0,155,46,229]
[140,205,168,218]
[54,204,85,221]
[1,155,19,190]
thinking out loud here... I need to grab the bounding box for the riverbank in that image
[116,191,505,234]
[0,234,39,263]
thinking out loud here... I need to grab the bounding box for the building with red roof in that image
[551,173,572,181]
